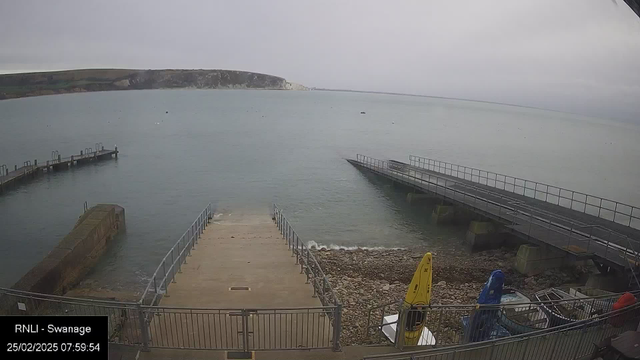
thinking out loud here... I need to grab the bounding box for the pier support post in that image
[431,205,455,224]
[515,244,569,275]
[465,221,505,251]
[115,146,118,158]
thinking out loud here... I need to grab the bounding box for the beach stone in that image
[309,246,586,346]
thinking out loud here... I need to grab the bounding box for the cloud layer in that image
[1,0,638,121]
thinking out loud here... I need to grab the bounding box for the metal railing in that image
[141,305,338,351]
[272,204,342,350]
[409,155,640,230]
[1,204,341,352]
[364,300,403,345]
[273,204,341,308]
[354,155,640,271]
[363,300,640,360]
[367,290,635,349]
[139,203,213,306]
[1,146,117,187]
[0,286,339,352]
[0,287,145,347]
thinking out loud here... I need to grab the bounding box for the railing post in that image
[137,304,150,351]
[395,307,406,350]
[180,238,186,267]
[332,303,342,351]
[312,277,318,298]
[242,309,250,353]
[570,191,575,210]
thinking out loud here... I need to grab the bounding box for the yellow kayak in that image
[402,252,432,346]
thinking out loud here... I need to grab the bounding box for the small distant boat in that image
[498,288,549,334]
[381,252,436,346]
[360,111,366,114]
[534,288,610,327]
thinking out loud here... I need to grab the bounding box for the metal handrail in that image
[365,300,403,343]
[355,155,640,269]
[2,204,341,352]
[409,155,640,230]
[406,154,640,278]
[365,289,640,346]
[363,301,640,360]
[139,203,213,305]
[0,286,139,306]
[272,204,341,307]
[272,204,343,351]
[368,289,637,312]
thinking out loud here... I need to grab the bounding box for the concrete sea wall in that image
[11,204,125,295]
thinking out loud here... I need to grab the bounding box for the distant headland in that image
[0,69,308,100]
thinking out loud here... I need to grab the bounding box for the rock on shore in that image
[312,247,588,346]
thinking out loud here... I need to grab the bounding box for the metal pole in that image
[545,185,549,202]
[138,304,150,351]
[395,307,406,350]
[570,192,575,210]
[242,309,250,353]
[332,304,342,351]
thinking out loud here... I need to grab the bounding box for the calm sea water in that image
[1,89,639,291]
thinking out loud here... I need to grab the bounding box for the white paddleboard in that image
[381,314,436,346]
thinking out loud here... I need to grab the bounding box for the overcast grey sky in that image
[1,0,639,121]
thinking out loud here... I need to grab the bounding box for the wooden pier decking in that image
[0,146,118,194]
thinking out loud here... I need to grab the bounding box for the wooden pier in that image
[0,145,118,194]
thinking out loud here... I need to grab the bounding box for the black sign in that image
[1,316,107,359]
